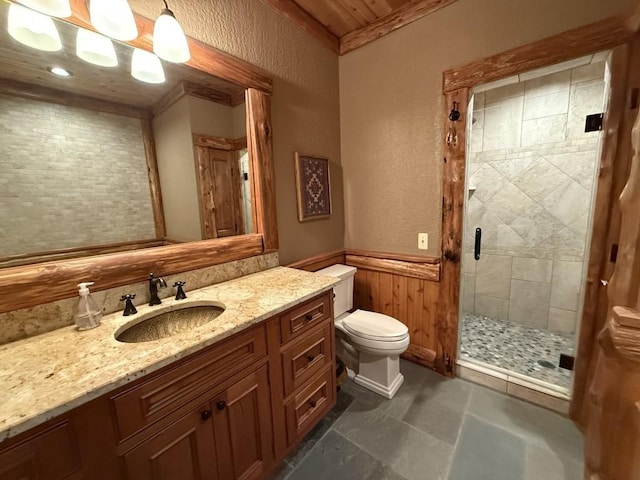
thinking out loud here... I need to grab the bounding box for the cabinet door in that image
[213,366,274,480]
[123,404,218,480]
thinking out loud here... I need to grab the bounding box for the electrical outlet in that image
[418,233,429,250]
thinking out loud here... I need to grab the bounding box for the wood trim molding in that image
[340,0,458,55]
[345,254,440,282]
[437,88,469,377]
[0,234,264,314]
[152,82,245,119]
[194,134,237,151]
[0,78,148,119]
[141,118,166,239]
[61,0,273,94]
[344,249,440,265]
[402,344,437,369]
[0,239,165,269]
[443,14,631,93]
[247,89,278,252]
[286,250,346,271]
[257,0,340,54]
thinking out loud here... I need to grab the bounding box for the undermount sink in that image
[115,304,225,343]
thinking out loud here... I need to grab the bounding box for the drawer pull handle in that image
[201,410,212,421]
[216,401,227,411]
[306,355,315,362]
[305,313,313,321]
[309,400,317,408]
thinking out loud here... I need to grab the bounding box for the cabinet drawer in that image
[284,365,335,447]
[281,321,333,397]
[112,325,267,441]
[280,292,332,344]
[0,422,82,480]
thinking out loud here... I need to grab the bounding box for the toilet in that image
[317,264,410,399]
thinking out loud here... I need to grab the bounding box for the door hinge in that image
[610,243,618,263]
[559,354,575,371]
[584,113,603,133]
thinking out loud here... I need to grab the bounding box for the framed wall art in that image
[294,153,332,222]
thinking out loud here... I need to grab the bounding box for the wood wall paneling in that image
[443,15,631,93]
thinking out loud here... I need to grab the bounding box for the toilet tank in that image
[316,264,357,318]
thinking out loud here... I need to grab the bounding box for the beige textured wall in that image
[339,0,630,257]
[131,0,344,265]
[153,97,202,242]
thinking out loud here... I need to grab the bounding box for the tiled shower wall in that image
[0,95,156,257]
[462,61,607,333]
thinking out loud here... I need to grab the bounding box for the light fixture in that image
[48,66,71,77]
[76,28,118,67]
[17,0,71,18]
[131,48,165,84]
[89,0,138,41]
[153,1,190,63]
[8,3,62,52]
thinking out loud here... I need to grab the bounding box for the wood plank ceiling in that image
[258,0,458,55]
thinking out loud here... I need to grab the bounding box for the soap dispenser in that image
[74,282,103,331]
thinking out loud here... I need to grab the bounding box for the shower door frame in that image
[436,13,635,379]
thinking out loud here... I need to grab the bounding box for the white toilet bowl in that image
[317,265,410,399]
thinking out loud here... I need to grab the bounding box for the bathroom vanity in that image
[0,268,337,480]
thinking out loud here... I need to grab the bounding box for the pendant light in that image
[131,48,165,84]
[17,0,71,18]
[89,0,138,41]
[76,29,118,67]
[153,1,190,63]
[8,3,62,52]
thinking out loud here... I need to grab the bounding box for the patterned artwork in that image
[295,154,332,221]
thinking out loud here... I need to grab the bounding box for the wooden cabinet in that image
[212,366,273,480]
[0,291,335,480]
[122,404,218,480]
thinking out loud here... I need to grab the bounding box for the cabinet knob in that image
[200,410,212,421]
[306,355,315,362]
[216,400,227,411]
[305,313,313,321]
[309,400,317,408]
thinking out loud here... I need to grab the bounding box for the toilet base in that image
[353,352,404,399]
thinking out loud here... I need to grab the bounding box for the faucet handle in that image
[120,294,138,316]
[173,281,187,300]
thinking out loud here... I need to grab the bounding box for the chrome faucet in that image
[148,273,167,306]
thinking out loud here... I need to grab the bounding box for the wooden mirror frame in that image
[0,0,278,314]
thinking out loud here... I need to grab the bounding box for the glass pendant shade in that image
[76,29,118,67]
[8,3,62,52]
[17,0,71,18]
[89,0,138,41]
[131,49,165,84]
[153,9,190,63]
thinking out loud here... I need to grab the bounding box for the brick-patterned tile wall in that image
[0,94,157,256]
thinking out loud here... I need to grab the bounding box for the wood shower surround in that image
[0,0,277,315]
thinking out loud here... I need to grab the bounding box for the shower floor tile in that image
[460,313,574,390]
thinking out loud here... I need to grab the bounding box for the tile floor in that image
[276,360,583,480]
[460,313,574,389]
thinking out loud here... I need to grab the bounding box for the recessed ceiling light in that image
[48,66,72,77]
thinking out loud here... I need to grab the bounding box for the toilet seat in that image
[342,310,409,342]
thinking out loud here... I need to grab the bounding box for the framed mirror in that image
[0,0,277,313]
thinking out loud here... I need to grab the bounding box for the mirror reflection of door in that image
[195,144,244,239]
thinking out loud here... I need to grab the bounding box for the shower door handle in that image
[474,228,482,260]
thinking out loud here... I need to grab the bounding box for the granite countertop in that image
[0,267,338,442]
